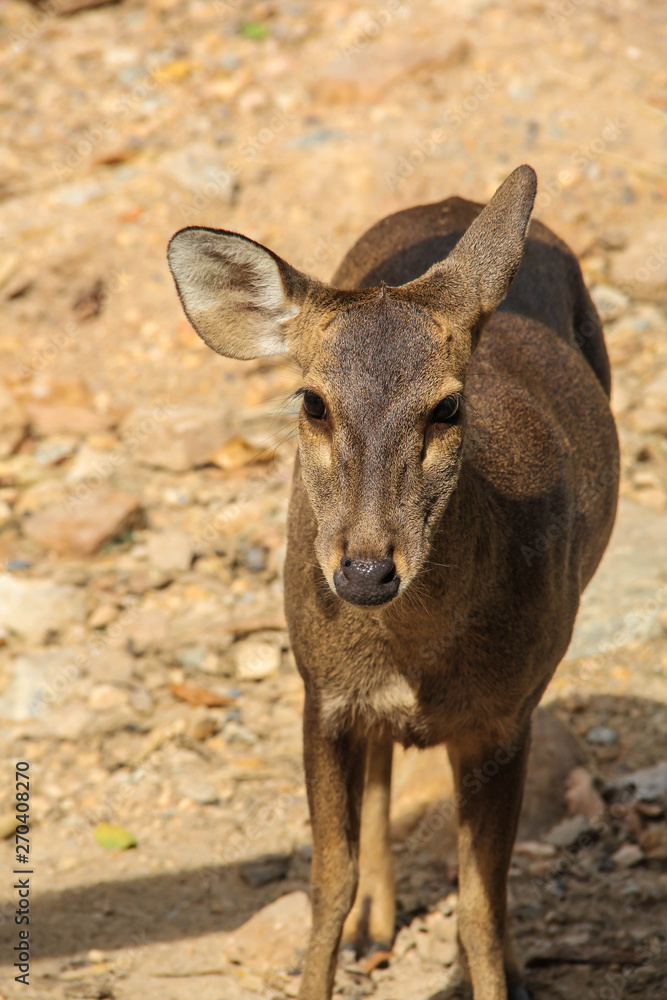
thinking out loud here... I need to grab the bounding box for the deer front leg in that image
[299,697,366,1000]
[449,722,532,1000]
[341,726,395,956]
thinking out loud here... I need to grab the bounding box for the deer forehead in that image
[303,296,466,405]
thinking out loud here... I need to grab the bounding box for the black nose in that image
[333,556,400,606]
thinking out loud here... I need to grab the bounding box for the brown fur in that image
[167,166,619,1000]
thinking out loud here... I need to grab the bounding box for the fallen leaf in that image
[169,681,236,708]
[93,822,137,851]
[239,21,269,39]
[360,949,393,973]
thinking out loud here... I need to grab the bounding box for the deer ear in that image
[403,165,537,324]
[167,227,316,360]
[446,164,536,314]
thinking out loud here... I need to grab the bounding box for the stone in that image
[147,530,194,572]
[88,602,118,629]
[122,406,228,472]
[223,891,311,974]
[240,854,290,888]
[66,444,122,485]
[232,635,282,681]
[611,843,644,869]
[628,408,667,435]
[23,488,141,555]
[156,143,238,204]
[189,714,219,741]
[415,928,457,966]
[391,707,585,847]
[607,762,667,803]
[610,221,667,300]
[639,826,667,860]
[586,726,618,746]
[88,683,129,712]
[0,648,84,720]
[122,609,171,655]
[590,284,628,323]
[569,498,667,658]
[42,703,94,740]
[177,776,219,805]
[0,576,86,644]
[544,814,591,849]
[26,404,114,436]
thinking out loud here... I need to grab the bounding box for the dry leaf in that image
[169,681,236,708]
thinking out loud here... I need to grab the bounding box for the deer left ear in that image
[401,165,537,335]
[167,227,318,360]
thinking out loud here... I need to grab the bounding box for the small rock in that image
[0,576,86,643]
[122,406,228,472]
[88,684,129,712]
[223,720,258,745]
[156,143,238,204]
[232,635,282,681]
[178,777,219,805]
[88,602,118,629]
[66,444,121,485]
[189,712,219,741]
[147,530,194,572]
[127,685,153,714]
[544,814,591,849]
[586,726,618,746]
[241,854,290,887]
[23,488,141,555]
[175,645,208,670]
[223,891,311,974]
[244,546,268,573]
[611,843,644,869]
[607,762,667,803]
[123,609,171,655]
[590,284,628,323]
[628,408,667,435]
[33,435,78,467]
[26,404,114,436]
[639,826,667,860]
[611,222,667,300]
[415,929,457,966]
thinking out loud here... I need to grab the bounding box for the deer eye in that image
[430,395,460,425]
[303,391,327,421]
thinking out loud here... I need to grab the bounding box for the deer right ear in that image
[167,227,316,360]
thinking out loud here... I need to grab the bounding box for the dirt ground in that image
[0,0,666,998]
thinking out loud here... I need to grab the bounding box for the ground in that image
[0,0,666,998]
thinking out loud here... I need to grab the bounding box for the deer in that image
[167,165,619,1000]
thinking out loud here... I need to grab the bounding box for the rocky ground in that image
[0,0,666,997]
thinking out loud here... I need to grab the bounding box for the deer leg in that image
[449,721,532,1000]
[341,726,395,956]
[298,698,366,1000]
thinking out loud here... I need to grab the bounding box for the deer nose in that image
[333,556,400,606]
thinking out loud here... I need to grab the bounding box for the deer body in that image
[168,167,619,1000]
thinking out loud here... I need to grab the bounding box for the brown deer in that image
[167,165,619,1000]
